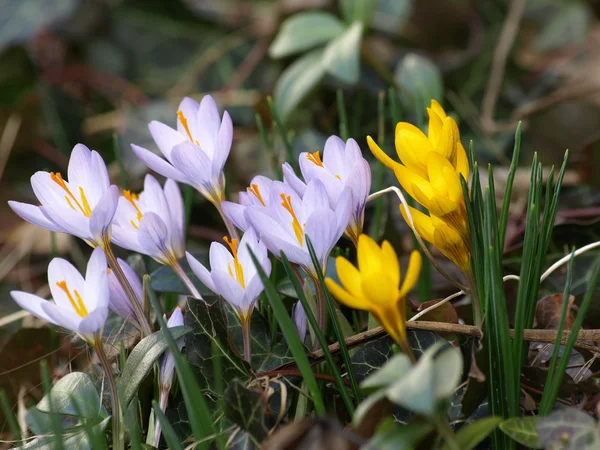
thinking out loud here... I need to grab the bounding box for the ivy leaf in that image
[120,326,192,406]
[499,417,542,449]
[224,379,269,442]
[537,408,600,450]
[269,12,346,58]
[37,372,106,421]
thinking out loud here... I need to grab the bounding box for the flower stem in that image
[153,388,170,446]
[312,276,327,347]
[241,317,252,363]
[467,271,482,325]
[214,200,239,240]
[95,340,124,450]
[171,260,203,300]
[104,244,152,336]
[434,415,460,450]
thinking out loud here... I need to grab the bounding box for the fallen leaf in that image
[535,293,577,330]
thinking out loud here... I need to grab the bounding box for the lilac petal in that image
[131,144,189,184]
[8,201,66,233]
[117,258,143,303]
[90,150,111,194]
[41,301,81,333]
[84,247,108,311]
[90,186,119,244]
[301,180,330,217]
[11,291,58,325]
[262,232,310,267]
[293,302,308,343]
[212,270,246,312]
[282,163,306,197]
[209,241,233,272]
[177,97,200,140]
[77,306,109,335]
[170,142,213,192]
[149,121,186,161]
[67,144,92,192]
[221,201,248,231]
[212,110,232,176]
[166,307,184,328]
[111,225,145,254]
[335,188,353,236]
[322,135,347,174]
[41,205,90,242]
[164,179,185,258]
[243,261,268,306]
[31,171,71,207]
[186,252,217,293]
[305,209,338,266]
[244,207,292,247]
[108,270,134,319]
[47,257,85,311]
[138,212,172,264]
[196,95,221,157]
[349,158,371,212]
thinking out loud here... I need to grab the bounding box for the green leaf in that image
[224,379,268,442]
[269,12,346,58]
[150,257,210,296]
[339,0,377,27]
[441,417,502,450]
[360,353,412,390]
[499,417,542,449]
[273,48,325,122]
[120,326,192,406]
[322,21,363,84]
[16,418,110,450]
[363,422,434,450]
[395,53,443,113]
[537,408,600,450]
[37,372,106,420]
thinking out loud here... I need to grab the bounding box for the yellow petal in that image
[430,99,447,120]
[435,117,459,161]
[357,234,381,274]
[381,240,400,288]
[372,303,406,346]
[400,205,435,243]
[362,272,398,307]
[325,278,370,311]
[454,141,469,180]
[427,108,443,146]
[393,164,434,208]
[399,250,422,298]
[396,129,432,178]
[432,223,471,271]
[367,136,401,171]
[336,256,363,298]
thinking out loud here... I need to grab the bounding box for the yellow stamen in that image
[224,236,246,289]
[247,183,266,206]
[307,151,324,167]
[50,172,92,217]
[280,194,304,245]
[335,174,341,180]
[124,190,143,229]
[176,110,200,146]
[56,280,88,318]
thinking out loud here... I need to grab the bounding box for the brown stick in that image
[309,321,600,361]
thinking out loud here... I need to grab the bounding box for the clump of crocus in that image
[10,247,110,344]
[221,175,277,232]
[325,234,421,359]
[366,100,471,271]
[186,228,271,362]
[283,136,371,247]
[8,144,119,249]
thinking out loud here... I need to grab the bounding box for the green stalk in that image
[247,249,326,415]
[498,123,521,249]
[0,391,21,443]
[337,89,349,141]
[152,400,184,450]
[95,340,124,450]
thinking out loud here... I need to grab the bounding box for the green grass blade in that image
[247,248,326,415]
[143,276,216,450]
[539,250,575,415]
[279,251,356,414]
[498,123,521,249]
[306,238,362,406]
[337,89,349,141]
[40,360,65,450]
[267,96,296,172]
[0,390,21,443]
[152,400,184,450]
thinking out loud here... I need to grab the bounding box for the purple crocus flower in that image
[293,301,308,344]
[10,248,109,343]
[220,175,277,232]
[186,228,271,322]
[244,179,352,276]
[111,174,185,267]
[131,95,233,205]
[8,144,119,248]
[283,136,371,246]
[107,258,143,327]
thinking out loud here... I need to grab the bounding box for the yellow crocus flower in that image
[401,205,470,272]
[325,234,421,351]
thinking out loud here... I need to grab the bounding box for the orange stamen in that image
[280,194,304,245]
[177,110,200,146]
[247,183,266,206]
[56,280,88,318]
[124,190,143,229]
[50,172,92,217]
[306,151,324,167]
[224,236,246,288]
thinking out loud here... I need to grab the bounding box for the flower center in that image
[247,183,266,207]
[56,280,88,318]
[306,151,324,167]
[280,194,304,245]
[176,110,200,146]
[224,236,246,289]
[50,172,92,217]
[124,190,143,230]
